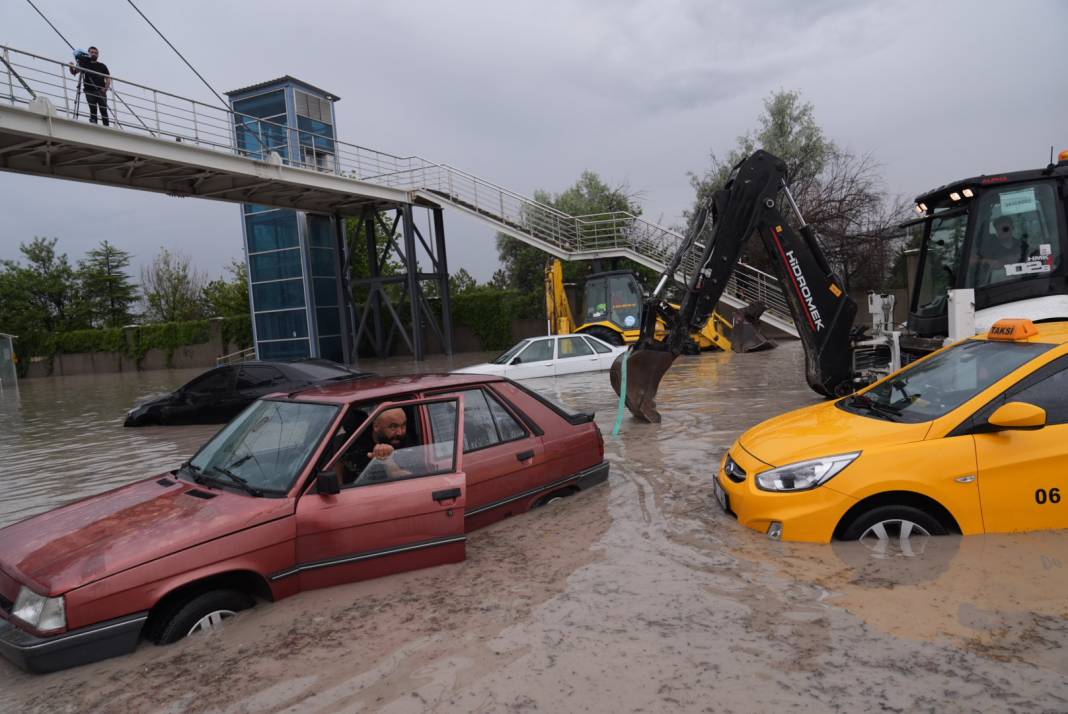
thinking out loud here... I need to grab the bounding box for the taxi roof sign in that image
[988,318,1039,341]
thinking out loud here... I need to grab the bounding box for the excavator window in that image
[914,212,967,316]
[967,182,1061,289]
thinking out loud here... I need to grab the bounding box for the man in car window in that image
[350,408,419,484]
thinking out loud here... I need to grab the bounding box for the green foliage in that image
[51,326,126,355]
[0,237,89,368]
[689,89,835,230]
[451,287,541,350]
[141,248,207,323]
[687,88,906,290]
[495,171,644,295]
[78,240,139,328]
[220,315,253,350]
[449,268,477,295]
[203,260,250,318]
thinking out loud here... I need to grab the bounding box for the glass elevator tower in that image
[226,77,347,362]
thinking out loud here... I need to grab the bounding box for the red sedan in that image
[0,374,608,673]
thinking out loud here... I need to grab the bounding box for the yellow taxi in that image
[715,318,1068,545]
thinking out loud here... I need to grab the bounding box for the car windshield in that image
[186,399,338,494]
[492,340,529,365]
[840,338,1053,423]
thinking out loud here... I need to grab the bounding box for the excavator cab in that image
[579,271,644,345]
[907,161,1068,346]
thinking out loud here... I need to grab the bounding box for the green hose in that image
[612,351,629,436]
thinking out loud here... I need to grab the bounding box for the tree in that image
[141,248,207,323]
[449,268,477,295]
[78,240,139,327]
[202,259,250,317]
[5,237,86,332]
[689,89,906,291]
[0,237,89,362]
[495,171,645,294]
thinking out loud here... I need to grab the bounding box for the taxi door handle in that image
[516,449,535,462]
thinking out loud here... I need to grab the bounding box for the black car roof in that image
[232,360,363,383]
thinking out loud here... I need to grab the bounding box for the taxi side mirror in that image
[317,470,340,495]
[987,401,1046,431]
[511,357,521,365]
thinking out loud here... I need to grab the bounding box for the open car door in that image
[292,395,466,592]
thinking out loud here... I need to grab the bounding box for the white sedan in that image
[453,334,627,380]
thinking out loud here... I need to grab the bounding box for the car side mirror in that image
[511,357,521,365]
[987,401,1046,431]
[317,470,340,495]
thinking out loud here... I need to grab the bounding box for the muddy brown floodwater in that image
[1,343,1067,712]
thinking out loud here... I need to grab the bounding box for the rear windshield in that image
[839,338,1053,423]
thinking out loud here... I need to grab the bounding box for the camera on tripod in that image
[73,48,91,63]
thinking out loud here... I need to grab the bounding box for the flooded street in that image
[1,342,1067,712]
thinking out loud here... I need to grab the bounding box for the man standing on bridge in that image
[69,46,111,126]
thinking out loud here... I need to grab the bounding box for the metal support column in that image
[333,212,352,365]
[433,206,454,355]
[401,204,425,360]
[364,209,385,357]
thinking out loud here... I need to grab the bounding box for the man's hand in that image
[368,443,395,461]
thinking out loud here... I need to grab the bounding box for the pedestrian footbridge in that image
[0,44,796,337]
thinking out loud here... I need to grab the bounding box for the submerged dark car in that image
[124,360,369,426]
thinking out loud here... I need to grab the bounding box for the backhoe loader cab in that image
[580,270,644,343]
[908,161,1068,345]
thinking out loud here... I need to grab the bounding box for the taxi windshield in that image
[840,339,1052,423]
[185,399,338,494]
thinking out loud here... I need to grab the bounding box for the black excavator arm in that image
[611,150,857,422]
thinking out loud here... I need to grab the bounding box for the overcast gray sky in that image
[2,0,1066,281]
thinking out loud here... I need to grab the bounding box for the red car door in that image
[428,387,550,530]
[291,396,466,592]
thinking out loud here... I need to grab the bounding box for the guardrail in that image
[1,43,794,332]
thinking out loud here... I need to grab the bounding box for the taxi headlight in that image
[755,452,860,492]
[12,586,66,631]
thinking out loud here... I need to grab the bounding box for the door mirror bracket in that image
[317,470,341,495]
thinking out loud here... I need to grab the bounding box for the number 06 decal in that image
[1035,488,1062,504]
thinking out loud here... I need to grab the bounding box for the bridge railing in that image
[0,43,795,333]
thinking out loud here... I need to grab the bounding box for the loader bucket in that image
[732,302,776,353]
[610,348,678,424]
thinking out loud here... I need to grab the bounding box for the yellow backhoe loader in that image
[544,259,770,354]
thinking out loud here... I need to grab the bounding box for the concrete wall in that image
[25,317,550,377]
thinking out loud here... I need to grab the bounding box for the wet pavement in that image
[1,343,1066,712]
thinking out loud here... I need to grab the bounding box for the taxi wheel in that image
[840,505,946,552]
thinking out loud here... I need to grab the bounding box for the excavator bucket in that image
[731,302,776,353]
[610,348,677,424]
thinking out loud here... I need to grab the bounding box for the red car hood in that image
[0,477,292,596]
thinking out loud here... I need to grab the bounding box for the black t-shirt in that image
[77,59,109,91]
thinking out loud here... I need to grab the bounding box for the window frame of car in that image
[237,364,287,392]
[949,350,1068,436]
[181,366,235,396]
[424,384,532,454]
[514,338,555,364]
[583,336,613,354]
[311,395,461,493]
[557,335,595,359]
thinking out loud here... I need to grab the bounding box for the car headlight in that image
[755,452,860,492]
[12,586,66,631]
